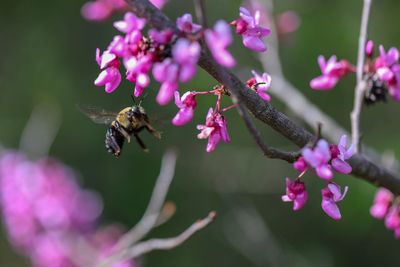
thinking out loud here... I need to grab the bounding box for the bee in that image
[79,104,161,157]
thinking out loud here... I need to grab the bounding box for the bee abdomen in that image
[105,125,125,157]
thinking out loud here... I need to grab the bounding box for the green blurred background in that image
[1,0,400,266]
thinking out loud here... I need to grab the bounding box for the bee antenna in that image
[131,95,137,105]
[139,92,149,107]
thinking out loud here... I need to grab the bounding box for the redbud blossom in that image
[302,139,333,180]
[321,182,348,220]
[197,108,230,152]
[176,13,202,33]
[281,178,308,211]
[81,0,126,21]
[113,12,146,33]
[0,151,137,267]
[94,49,122,93]
[310,55,353,90]
[370,188,394,219]
[330,135,354,174]
[81,0,167,22]
[172,91,197,126]
[231,7,270,52]
[153,39,200,105]
[365,40,374,57]
[250,70,272,101]
[205,20,236,68]
[385,205,400,231]
[293,156,308,172]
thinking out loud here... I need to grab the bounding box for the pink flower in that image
[81,0,126,22]
[321,182,348,220]
[150,0,168,9]
[310,55,353,90]
[113,12,146,33]
[293,156,308,172]
[370,188,394,219]
[250,70,271,101]
[302,139,333,180]
[231,7,270,52]
[385,205,400,230]
[197,108,230,152]
[172,39,201,82]
[276,11,301,35]
[172,91,197,126]
[330,135,354,174]
[281,178,308,211]
[176,14,202,33]
[94,49,122,93]
[365,40,374,57]
[205,20,236,68]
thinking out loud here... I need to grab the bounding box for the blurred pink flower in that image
[205,20,236,68]
[370,188,393,219]
[176,13,202,33]
[310,55,353,90]
[293,156,308,172]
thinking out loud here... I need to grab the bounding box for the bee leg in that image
[134,133,149,153]
[115,125,131,143]
[145,124,162,139]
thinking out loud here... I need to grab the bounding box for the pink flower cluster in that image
[364,41,400,102]
[172,86,232,152]
[370,188,400,238]
[0,151,135,267]
[81,0,167,22]
[282,135,354,220]
[94,12,203,105]
[172,68,272,152]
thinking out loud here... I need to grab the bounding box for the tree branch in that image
[350,0,372,152]
[117,211,216,261]
[124,0,400,194]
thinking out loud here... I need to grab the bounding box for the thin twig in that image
[117,211,216,261]
[192,0,299,163]
[193,0,208,28]
[350,0,372,153]
[124,0,400,194]
[99,149,178,267]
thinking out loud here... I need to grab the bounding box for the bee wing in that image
[77,105,118,125]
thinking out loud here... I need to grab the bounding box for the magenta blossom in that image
[205,20,236,68]
[321,182,348,220]
[172,91,197,126]
[385,205,400,231]
[231,7,270,52]
[293,156,308,172]
[113,12,146,33]
[197,108,230,152]
[153,39,200,105]
[250,70,272,101]
[365,40,374,57]
[310,55,353,90]
[370,188,394,219]
[330,135,355,174]
[176,13,202,33]
[81,0,126,21]
[302,139,333,180]
[94,49,122,93]
[281,178,308,211]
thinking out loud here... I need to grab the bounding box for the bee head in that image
[131,105,147,116]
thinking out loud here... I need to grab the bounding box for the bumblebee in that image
[79,105,161,157]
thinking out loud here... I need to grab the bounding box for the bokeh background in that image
[1,0,400,266]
